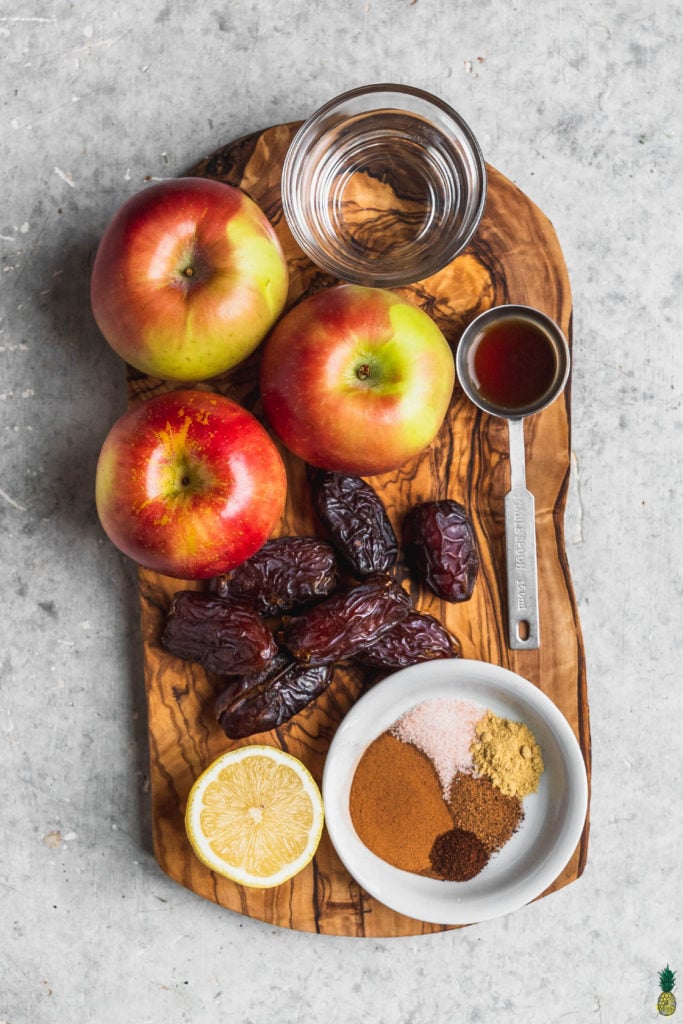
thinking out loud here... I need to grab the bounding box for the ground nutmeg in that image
[448,771,523,851]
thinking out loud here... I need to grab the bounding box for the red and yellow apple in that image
[90,177,289,382]
[95,389,287,579]
[259,284,455,475]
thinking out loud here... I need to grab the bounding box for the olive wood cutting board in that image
[128,121,590,936]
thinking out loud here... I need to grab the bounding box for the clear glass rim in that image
[281,83,487,287]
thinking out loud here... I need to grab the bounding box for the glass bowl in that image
[281,84,487,287]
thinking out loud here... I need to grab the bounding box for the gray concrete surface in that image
[2,1,681,1021]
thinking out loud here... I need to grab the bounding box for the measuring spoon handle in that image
[505,418,540,649]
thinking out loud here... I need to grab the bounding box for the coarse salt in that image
[391,698,484,797]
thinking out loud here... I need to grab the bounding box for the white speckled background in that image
[1,1,681,1021]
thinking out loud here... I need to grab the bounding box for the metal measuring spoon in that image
[456,305,570,650]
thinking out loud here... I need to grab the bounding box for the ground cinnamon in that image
[349,731,453,874]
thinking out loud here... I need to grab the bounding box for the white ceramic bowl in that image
[322,658,588,925]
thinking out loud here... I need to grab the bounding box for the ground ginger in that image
[471,711,544,797]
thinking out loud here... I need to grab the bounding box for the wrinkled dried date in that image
[281,573,412,665]
[214,650,333,739]
[163,487,475,736]
[209,536,339,615]
[309,469,398,576]
[161,590,277,675]
[356,610,461,668]
[403,500,479,602]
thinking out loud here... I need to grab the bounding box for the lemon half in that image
[185,745,324,889]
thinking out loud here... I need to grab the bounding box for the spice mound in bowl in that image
[349,697,543,881]
[322,658,588,925]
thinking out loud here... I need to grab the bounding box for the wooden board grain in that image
[128,122,590,936]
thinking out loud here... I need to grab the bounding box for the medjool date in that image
[214,650,333,739]
[403,500,479,602]
[209,536,338,615]
[356,610,461,668]
[281,573,412,665]
[309,469,398,576]
[161,590,277,675]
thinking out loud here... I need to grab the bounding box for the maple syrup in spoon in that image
[456,306,570,650]
[469,315,561,413]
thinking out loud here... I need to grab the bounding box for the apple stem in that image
[183,267,195,278]
[180,475,190,487]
